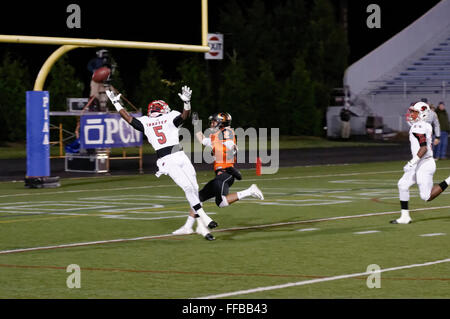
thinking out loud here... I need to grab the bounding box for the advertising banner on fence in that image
[80,113,143,148]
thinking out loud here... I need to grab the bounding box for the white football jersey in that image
[409,120,433,159]
[136,111,181,151]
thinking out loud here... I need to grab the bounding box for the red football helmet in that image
[148,100,170,117]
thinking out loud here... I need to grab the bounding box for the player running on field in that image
[392,101,450,224]
[172,112,264,240]
[106,86,216,239]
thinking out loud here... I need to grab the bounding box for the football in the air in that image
[92,66,111,83]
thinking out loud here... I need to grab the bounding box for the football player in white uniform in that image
[392,101,450,224]
[106,86,216,240]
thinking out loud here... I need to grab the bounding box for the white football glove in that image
[106,89,123,112]
[403,162,416,173]
[403,155,420,173]
[178,85,192,110]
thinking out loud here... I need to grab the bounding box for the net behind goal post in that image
[0,0,210,186]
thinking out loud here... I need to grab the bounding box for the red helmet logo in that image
[148,100,170,117]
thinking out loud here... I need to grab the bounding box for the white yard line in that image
[420,233,446,237]
[0,233,175,255]
[1,205,448,255]
[0,168,412,199]
[296,228,319,232]
[2,166,449,200]
[195,258,450,299]
[0,184,175,198]
[354,230,380,234]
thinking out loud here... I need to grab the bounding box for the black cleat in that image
[205,233,215,241]
[208,221,218,229]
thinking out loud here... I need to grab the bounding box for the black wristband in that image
[439,181,448,191]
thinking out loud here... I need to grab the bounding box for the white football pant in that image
[398,157,436,202]
[156,151,200,207]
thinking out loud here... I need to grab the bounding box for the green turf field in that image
[0,136,395,159]
[0,161,449,299]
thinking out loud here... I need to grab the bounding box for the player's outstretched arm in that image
[106,89,144,133]
[192,112,205,143]
[178,85,192,120]
[191,112,213,147]
[106,89,133,123]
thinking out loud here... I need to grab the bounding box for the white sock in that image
[400,209,410,220]
[237,188,251,200]
[219,196,229,207]
[195,218,209,235]
[445,176,450,185]
[185,216,195,229]
[196,208,212,225]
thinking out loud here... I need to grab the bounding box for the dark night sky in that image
[346,0,441,63]
[0,0,442,91]
[0,0,210,90]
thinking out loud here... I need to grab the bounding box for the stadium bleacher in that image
[331,0,450,136]
[368,40,450,95]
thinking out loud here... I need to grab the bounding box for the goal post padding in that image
[26,91,50,177]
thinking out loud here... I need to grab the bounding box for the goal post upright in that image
[202,0,208,46]
[34,45,81,91]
